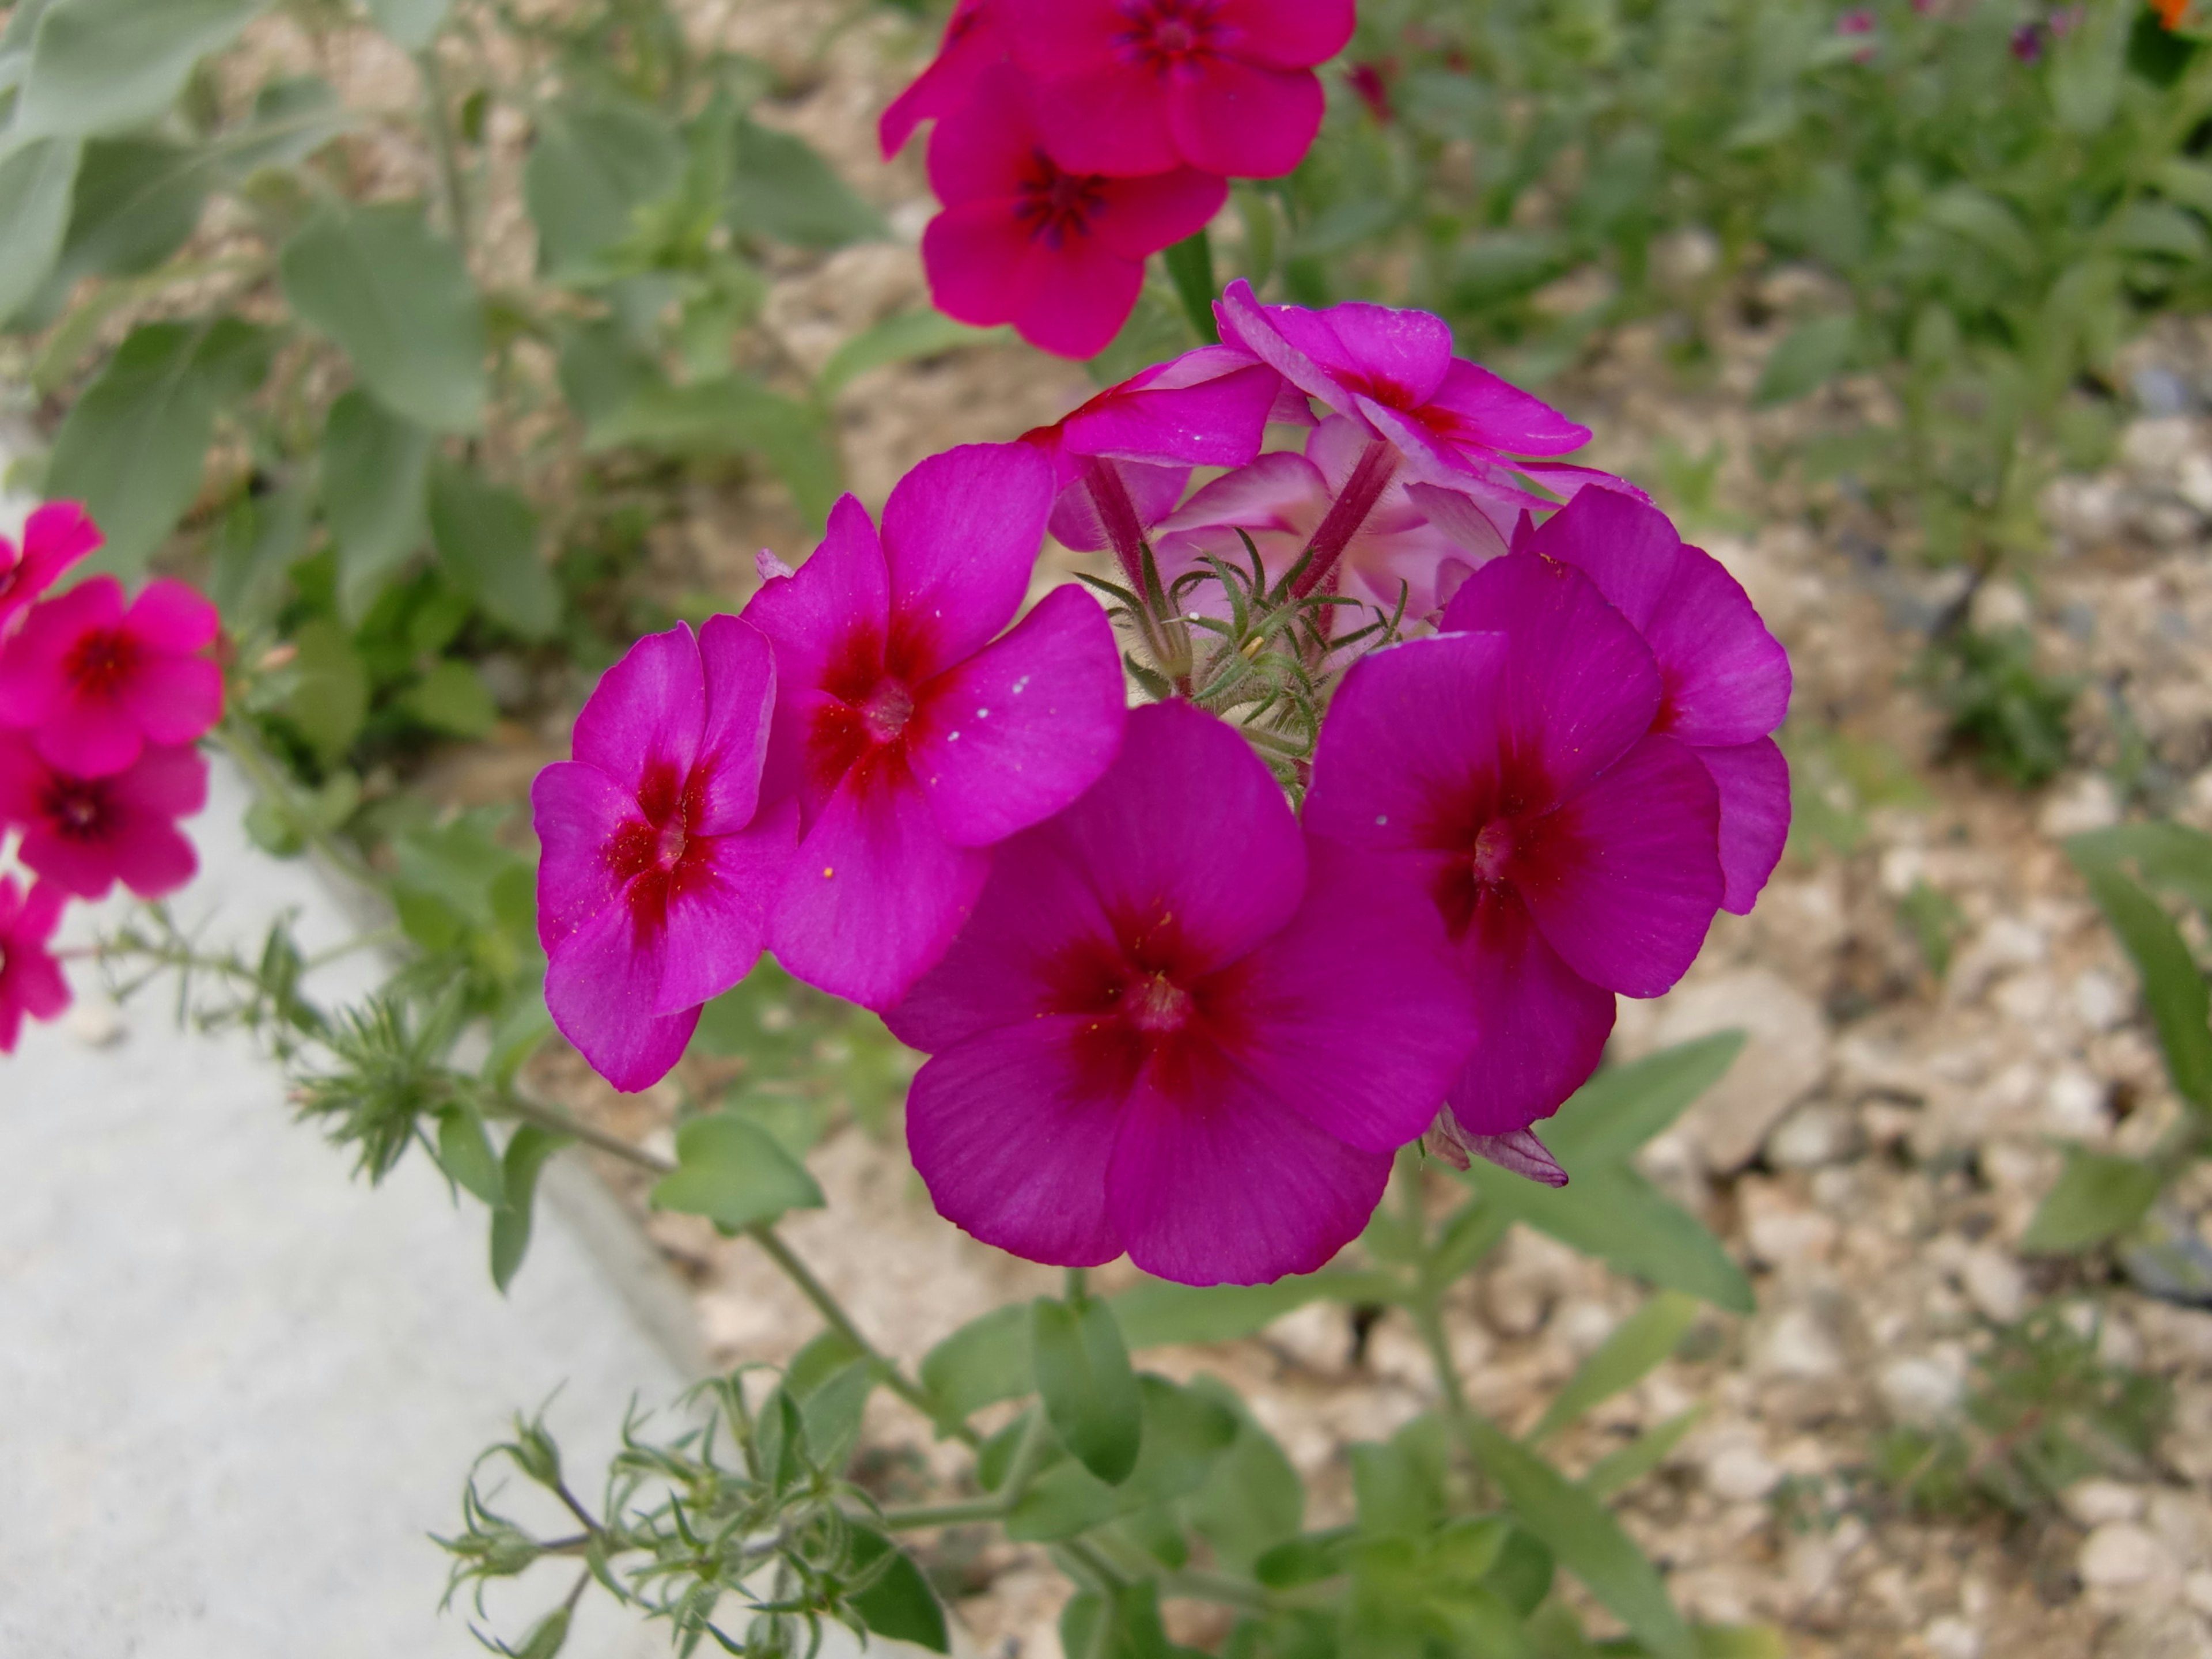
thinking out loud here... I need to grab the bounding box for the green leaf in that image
[209,476,313,628]
[363,0,450,50]
[1532,1291,1700,1444]
[727,116,885,249]
[427,462,560,641]
[1185,1379,1302,1576]
[13,0,267,139]
[648,1112,826,1233]
[1584,1407,1703,1501]
[2071,823,2212,923]
[525,99,684,278]
[1922,187,2038,275]
[321,389,433,623]
[216,74,351,178]
[847,1528,950,1654]
[2022,1149,2162,1253]
[435,1104,503,1205]
[796,1357,875,1474]
[2109,201,2211,260]
[281,616,370,764]
[1463,1160,1755,1313]
[490,1124,566,1293]
[1109,1270,1404,1349]
[1695,1625,1789,1659]
[1547,1035,1747,1168]
[513,1605,571,1659]
[2072,859,2212,1109]
[54,137,207,284]
[1162,229,1221,344]
[1033,1294,1145,1485]
[1751,314,1855,407]
[400,659,498,738]
[0,135,81,322]
[1463,1412,1694,1659]
[47,320,259,575]
[1007,1376,1238,1542]
[816,309,1012,400]
[280,201,486,434]
[920,1304,1033,1423]
[1060,1582,1181,1659]
[582,373,841,528]
[2050,0,2130,132]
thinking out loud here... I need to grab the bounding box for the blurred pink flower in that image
[0,502,101,641]
[923,66,1225,358]
[878,0,1005,157]
[1000,0,1355,179]
[0,576,221,778]
[0,877,69,1054]
[0,733,206,901]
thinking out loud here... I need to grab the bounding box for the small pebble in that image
[2078,1522,2171,1591]
[1922,1615,1982,1659]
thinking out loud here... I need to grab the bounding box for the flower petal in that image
[1014,237,1146,361]
[1444,885,1615,1135]
[883,443,1056,678]
[908,584,1127,847]
[1092,167,1230,262]
[771,755,991,1010]
[1703,737,1791,915]
[1513,732,1722,997]
[125,578,219,654]
[1230,838,1476,1153]
[0,575,121,724]
[531,760,642,956]
[1165,58,1324,179]
[1035,62,1183,176]
[907,1014,1127,1267]
[1516,484,1683,627]
[1215,0,1358,66]
[1060,354,1283,469]
[1427,359,1592,458]
[691,614,775,836]
[112,742,209,818]
[118,653,223,748]
[102,809,199,900]
[1641,550,1791,747]
[652,802,797,1013]
[545,899,698,1094]
[1048,459,1191,552]
[922,198,1039,331]
[880,0,1002,157]
[36,693,142,778]
[925,63,1049,202]
[1107,1054,1391,1285]
[1440,553,1664,800]
[571,624,705,798]
[1000,0,1132,76]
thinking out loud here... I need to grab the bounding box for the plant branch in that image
[416,44,473,258]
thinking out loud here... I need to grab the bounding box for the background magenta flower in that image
[1000,0,1356,179]
[0,576,221,778]
[887,701,1473,1285]
[0,733,206,901]
[743,444,1128,1010]
[1154,414,1498,623]
[1304,565,1725,1152]
[1215,280,1641,515]
[1509,488,1793,914]
[0,876,69,1054]
[0,502,101,640]
[879,0,1005,157]
[923,66,1227,358]
[533,616,794,1094]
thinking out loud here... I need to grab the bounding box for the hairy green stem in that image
[416,45,472,256]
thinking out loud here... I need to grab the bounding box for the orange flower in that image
[2157,0,2189,31]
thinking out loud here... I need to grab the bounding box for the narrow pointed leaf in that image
[1033,1294,1144,1485]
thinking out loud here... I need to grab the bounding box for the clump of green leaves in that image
[1922,626,2079,787]
[1875,1303,2170,1516]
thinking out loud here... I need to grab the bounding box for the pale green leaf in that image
[0,134,80,322]
[1584,1407,1704,1500]
[2074,860,2212,1110]
[817,309,1010,399]
[728,116,884,249]
[848,1529,950,1654]
[1533,1291,1700,1444]
[1752,314,1855,407]
[363,0,450,50]
[2022,1149,2162,1253]
[1109,1270,1406,1349]
[321,389,433,623]
[648,1113,826,1232]
[15,0,266,139]
[525,100,684,278]
[1033,1296,1144,1486]
[427,462,560,641]
[400,659,498,738]
[921,1304,1033,1423]
[491,1123,566,1291]
[281,616,369,764]
[1547,1034,1747,1168]
[584,373,840,527]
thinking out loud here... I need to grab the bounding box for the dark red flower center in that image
[1047,907,1253,1101]
[1471,819,1514,884]
[1118,1,1222,70]
[1016,152,1111,250]
[808,622,940,800]
[1125,972,1194,1034]
[41,773,113,843]
[605,756,717,935]
[64,627,141,700]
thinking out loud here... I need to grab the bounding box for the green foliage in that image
[1922,627,2078,787]
[1033,1291,1146,1486]
[649,1113,827,1234]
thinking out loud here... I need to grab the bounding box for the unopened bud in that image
[258,643,299,671]
[756,547,796,582]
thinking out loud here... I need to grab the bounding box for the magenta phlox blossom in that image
[1154,415,1498,623]
[0,575,222,778]
[879,0,1005,157]
[532,616,794,1093]
[743,444,1128,1011]
[999,0,1356,180]
[923,66,1226,359]
[0,876,68,1054]
[1305,561,1725,1158]
[1215,280,1641,517]
[1506,487,1792,915]
[888,701,1473,1285]
[0,502,101,641]
[0,732,206,901]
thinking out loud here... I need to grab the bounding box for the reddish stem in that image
[1292,438,1399,600]
[1082,457,1151,595]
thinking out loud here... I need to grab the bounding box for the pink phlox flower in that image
[2012,21,2047,60]
[1838,8,1876,31]
[0,502,101,642]
[0,876,69,1054]
[1152,415,1503,626]
[532,616,794,1093]
[1214,279,1643,516]
[0,732,206,901]
[999,0,1355,179]
[743,443,1128,1011]
[880,0,1007,158]
[1505,487,1792,915]
[1346,60,1395,124]
[923,65,1227,359]
[0,576,221,779]
[888,700,1474,1285]
[1304,562,1725,1160]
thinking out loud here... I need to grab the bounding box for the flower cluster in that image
[0,504,222,1052]
[537,288,1791,1285]
[884,1,1357,357]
